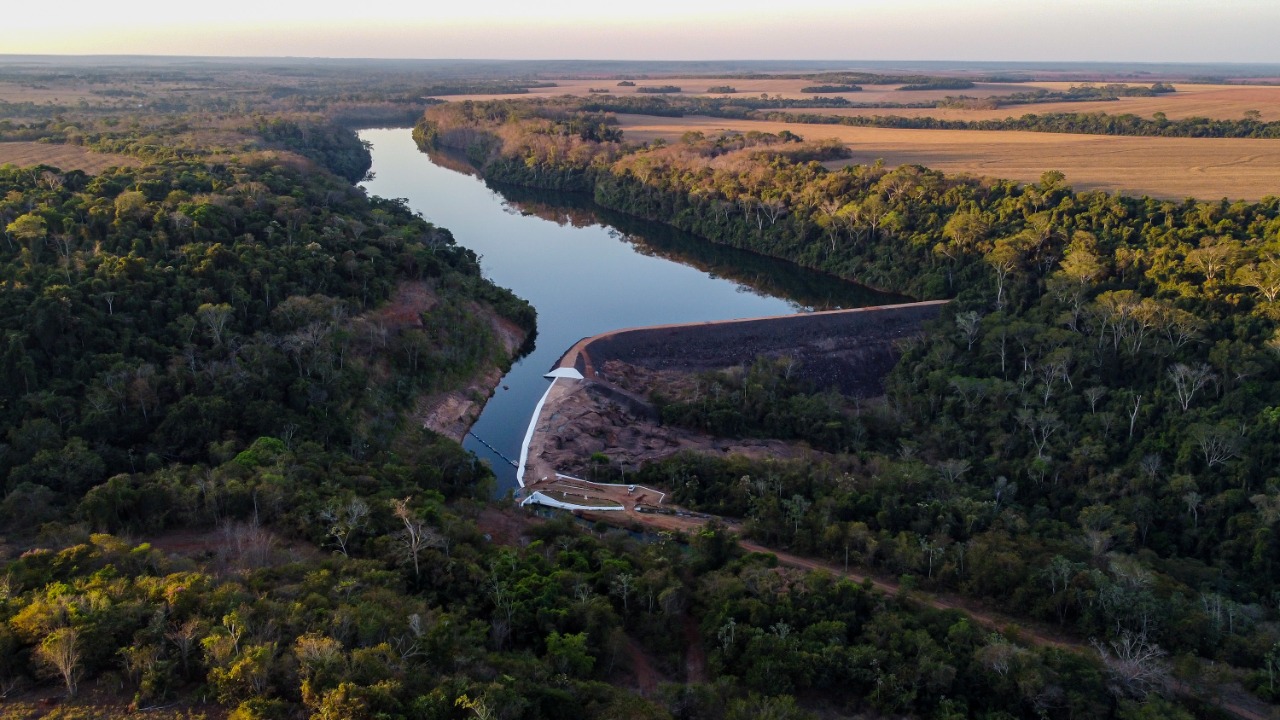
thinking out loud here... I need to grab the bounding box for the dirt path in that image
[737,539,1077,651]
[578,508,1273,719]
[683,616,708,684]
[625,635,665,695]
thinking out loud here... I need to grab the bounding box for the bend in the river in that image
[359,128,906,493]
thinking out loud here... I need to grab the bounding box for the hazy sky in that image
[7,0,1278,63]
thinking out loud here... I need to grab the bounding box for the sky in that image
[5,0,1278,63]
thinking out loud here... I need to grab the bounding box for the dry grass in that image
[439,79,1280,120]
[615,114,1280,201]
[439,79,1280,124]
[434,78,1048,104]
[795,83,1280,122]
[0,142,139,174]
[0,80,99,104]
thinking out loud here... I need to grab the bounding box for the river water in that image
[359,128,902,492]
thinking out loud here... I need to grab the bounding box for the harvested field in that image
[782,83,1280,122]
[615,114,1280,200]
[436,79,1280,120]
[433,78,1051,104]
[0,141,139,173]
[0,80,100,104]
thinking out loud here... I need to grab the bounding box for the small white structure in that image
[544,367,584,380]
[521,491,625,512]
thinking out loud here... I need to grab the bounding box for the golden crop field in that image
[0,142,139,174]
[615,114,1280,201]
[436,78,1048,104]
[801,83,1280,122]
[440,79,1280,121]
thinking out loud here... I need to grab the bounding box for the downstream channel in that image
[359,128,905,492]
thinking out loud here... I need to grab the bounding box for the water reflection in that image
[487,178,909,311]
[361,129,904,493]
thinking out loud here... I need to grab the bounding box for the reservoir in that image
[359,128,903,492]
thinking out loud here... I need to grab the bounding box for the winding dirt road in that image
[581,507,1274,720]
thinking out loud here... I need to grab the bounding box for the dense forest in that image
[0,67,1201,720]
[0,139,1155,718]
[417,97,1280,709]
[2,58,1278,717]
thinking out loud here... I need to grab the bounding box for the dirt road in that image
[581,507,1275,720]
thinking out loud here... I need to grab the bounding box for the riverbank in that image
[362,128,906,490]
[363,280,530,443]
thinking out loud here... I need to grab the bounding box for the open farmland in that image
[0,141,139,173]
[792,83,1280,122]
[615,113,1280,200]
[434,78,1280,120]
[431,77,1051,103]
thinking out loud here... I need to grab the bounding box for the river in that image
[359,128,903,493]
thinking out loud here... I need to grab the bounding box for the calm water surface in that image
[359,128,900,492]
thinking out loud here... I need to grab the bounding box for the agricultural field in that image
[0,141,138,173]
[435,77,1280,121]
[614,113,1280,200]
[805,82,1280,121]
[430,77,1049,103]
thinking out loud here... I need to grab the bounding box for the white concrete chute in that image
[544,367,584,380]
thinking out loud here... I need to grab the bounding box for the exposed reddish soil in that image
[626,635,666,695]
[370,280,528,442]
[0,141,140,174]
[367,280,438,330]
[683,616,708,683]
[475,506,542,546]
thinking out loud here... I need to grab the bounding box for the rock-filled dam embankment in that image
[556,300,948,397]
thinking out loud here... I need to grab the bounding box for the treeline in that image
[415,98,1280,702]
[578,94,858,118]
[800,84,862,93]
[421,80,558,96]
[770,108,1280,139]
[580,92,1280,140]
[684,71,1024,85]
[253,116,375,182]
[934,83,1175,110]
[898,79,975,91]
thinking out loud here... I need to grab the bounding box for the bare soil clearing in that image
[475,506,542,546]
[525,375,803,482]
[616,114,1280,200]
[0,141,139,173]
